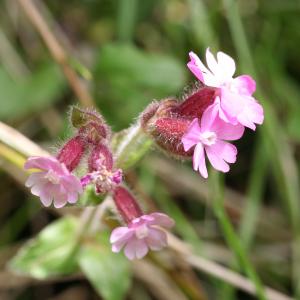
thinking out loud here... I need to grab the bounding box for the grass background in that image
[0,0,300,299]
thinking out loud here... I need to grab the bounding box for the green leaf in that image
[9,217,78,279]
[0,64,65,120]
[78,231,131,300]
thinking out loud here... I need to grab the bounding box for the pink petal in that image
[210,117,245,141]
[24,156,58,171]
[53,193,67,208]
[149,213,175,228]
[25,172,45,187]
[205,145,230,173]
[62,175,83,194]
[233,75,256,95]
[146,228,168,251]
[67,192,78,204]
[209,141,237,164]
[39,189,53,207]
[193,143,208,178]
[200,102,219,131]
[124,239,148,260]
[217,51,236,78]
[206,48,220,76]
[237,98,264,130]
[135,239,149,259]
[30,181,47,196]
[220,88,245,118]
[110,227,132,243]
[187,52,204,82]
[188,51,217,85]
[181,119,201,151]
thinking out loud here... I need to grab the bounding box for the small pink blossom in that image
[24,156,82,208]
[110,213,175,260]
[181,102,244,178]
[187,49,264,130]
[80,167,123,194]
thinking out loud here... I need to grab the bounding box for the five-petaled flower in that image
[182,102,244,178]
[110,212,175,260]
[24,156,83,208]
[188,48,264,130]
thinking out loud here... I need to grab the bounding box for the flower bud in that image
[71,106,110,144]
[148,117,193,158]
[113,186,143,224]
[57,136,85,171]
[175,86,216,119]
[88,144,113,172]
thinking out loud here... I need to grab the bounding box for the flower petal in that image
[206,48,220,77]
[146,228,168,251]
[200,102,219,131]
[217,51,236,79]
[209,141,237,164]
[135,239,149,259]
[233,75,256,95]
[237,97,264,130]
[148,213,175,228]
[210,116,245,141]
[193,143,208,178]
[24,156,58,171]
[187,52,205,82]
[181,118,201,151]
[205,145,230,173]
[110,227,132,243]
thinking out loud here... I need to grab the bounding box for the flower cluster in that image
[23,48,263,260]
[111,186,174,260]
[142,49,264,178]
[24,107,174,260]
[183,49,263,177]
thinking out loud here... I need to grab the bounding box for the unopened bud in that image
[113,186,143,224]
[88,144,113,172]
[57,136,85,171]
[175,86,216,119]
[71,106,110,144]
[148,117,193,158]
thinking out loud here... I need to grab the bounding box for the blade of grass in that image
[221,138,268,299]
[209,170,266,300]
[222,1,300,298]
[117,0,138,43]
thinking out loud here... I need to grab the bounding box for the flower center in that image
[135,224,149,239]
[200,131,217,146]
[44,169,60,184]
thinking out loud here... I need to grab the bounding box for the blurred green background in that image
[0,0,300,299]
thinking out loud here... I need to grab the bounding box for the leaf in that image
[0,64,65,120]
[9,217,78,279]
[78,231,131,300]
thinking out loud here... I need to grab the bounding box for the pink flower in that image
[181,102,244,178]
[187,49,264,130]
[24,156,83,208]
[110,213,175,260]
